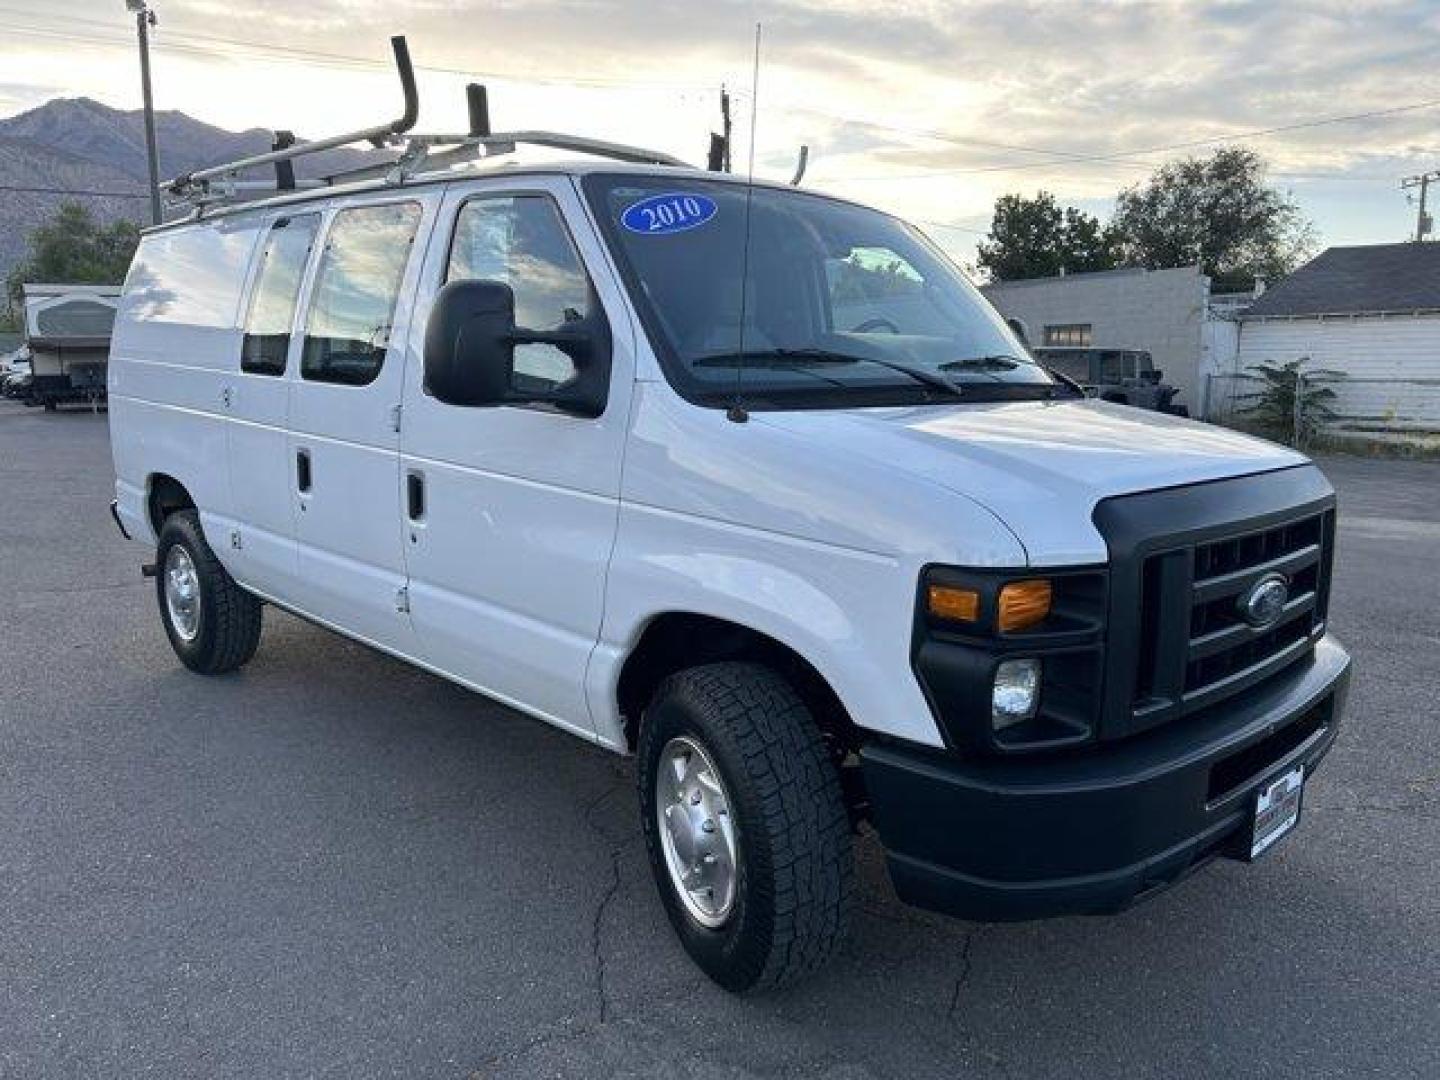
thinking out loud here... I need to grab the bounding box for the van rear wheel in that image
[155,510,262,675]
[637,662,854,993]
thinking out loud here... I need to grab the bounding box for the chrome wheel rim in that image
[656,736,739,928]
[164,545,201,643]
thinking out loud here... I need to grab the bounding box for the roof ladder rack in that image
[164,35,691,212]
[166,36,420,205]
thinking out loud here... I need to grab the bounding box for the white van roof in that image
[146,160,820,236]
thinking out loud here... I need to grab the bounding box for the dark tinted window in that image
[302,202,421,387]
[446,195,593,391]
[241,214,319,375]
[35,299,116,338]
[1099,350,1135,381]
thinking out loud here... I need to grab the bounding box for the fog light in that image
[992,659,1041,730]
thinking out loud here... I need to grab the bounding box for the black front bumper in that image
[862,634,1350,922]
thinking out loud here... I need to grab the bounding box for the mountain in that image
[0,98,385,286]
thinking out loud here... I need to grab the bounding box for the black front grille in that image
[1182,511,1332,710]
[1092,466,1337,742]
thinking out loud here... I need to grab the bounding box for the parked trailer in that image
[20,284,120,410]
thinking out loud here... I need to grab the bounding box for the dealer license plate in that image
[1250,766,1305,859]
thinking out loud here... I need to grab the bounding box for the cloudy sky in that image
[3,0,1437,268]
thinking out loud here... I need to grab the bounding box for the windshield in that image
[583,174,1056,409]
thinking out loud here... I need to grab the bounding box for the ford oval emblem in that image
[621,193,718,236]
[1238,573,1289,628]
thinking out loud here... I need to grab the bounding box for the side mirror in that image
[423,279,610,417]
[424,280,516,408]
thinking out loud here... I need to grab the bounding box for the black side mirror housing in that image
[423,279,610,417]
[424,280,515,407]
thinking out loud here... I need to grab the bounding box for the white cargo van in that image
[108,58,1350,991]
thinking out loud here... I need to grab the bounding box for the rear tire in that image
[155,510,262,675]
[638,662,854,993]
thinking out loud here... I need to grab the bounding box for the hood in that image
[755,399,1307,565]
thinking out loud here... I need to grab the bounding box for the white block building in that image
[981,265,1219,412]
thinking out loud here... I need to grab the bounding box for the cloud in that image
[4,0,1435,256]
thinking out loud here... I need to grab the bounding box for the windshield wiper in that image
[694,347,964,399]
[938,353,1030,372]
[940,354,1085,397]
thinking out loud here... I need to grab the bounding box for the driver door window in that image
[446,195,594,392]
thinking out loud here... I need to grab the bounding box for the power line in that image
[917,219,989,236]
[775,102,1160,170]
[826,97,1440,182]
[0,182,150,199]
[0,9,724,93]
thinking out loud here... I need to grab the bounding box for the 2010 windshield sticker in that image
[621,193,718,236]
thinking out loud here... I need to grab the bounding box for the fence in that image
[1204,370,1440,450]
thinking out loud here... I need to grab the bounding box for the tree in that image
[5,203,140,311]
[977,191,1117,282]
[1235,359,1345,448]
[1110,148,1315,290]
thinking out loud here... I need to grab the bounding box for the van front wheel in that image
[155,510,262,675]
[637,662,854,993]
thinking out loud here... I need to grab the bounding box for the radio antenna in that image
[727,22,762,424]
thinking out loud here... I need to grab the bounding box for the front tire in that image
[638,662,854,993]
[155,510,263,675]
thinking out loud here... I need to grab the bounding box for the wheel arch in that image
[615,611,859,755]
[146,472,196,535]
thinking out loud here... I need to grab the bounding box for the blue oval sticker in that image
[621,193,718,236]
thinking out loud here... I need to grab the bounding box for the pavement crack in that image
[946,927,978,1022]
[591,845,622,1024]
[581,771,630,1025]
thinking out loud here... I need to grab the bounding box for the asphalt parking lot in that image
[3,400,1438,1079]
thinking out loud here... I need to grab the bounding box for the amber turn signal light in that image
[997,579,1053,633]
[927,584,981,623]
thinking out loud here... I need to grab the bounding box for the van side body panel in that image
[110,215,268,548]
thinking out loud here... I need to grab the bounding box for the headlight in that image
[915,566,1106,753]
[992,658,1041,730]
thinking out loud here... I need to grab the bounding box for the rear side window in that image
[1099,351,1133,381]
[302,202,422,386]
[445,195,595,391]
[241,214,320,375]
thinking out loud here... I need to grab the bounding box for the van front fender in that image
[586,504,947,752]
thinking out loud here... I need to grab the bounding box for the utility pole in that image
[721,85,732,172]
[127,0,163,225]
[1402,170,1439,242]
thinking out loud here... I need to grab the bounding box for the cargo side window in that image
[445,195,594,392]
[302,202,422,387]
[241,214,320,376]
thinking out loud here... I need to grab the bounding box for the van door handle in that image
[296,448,312,493]
[406,471,425,521]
